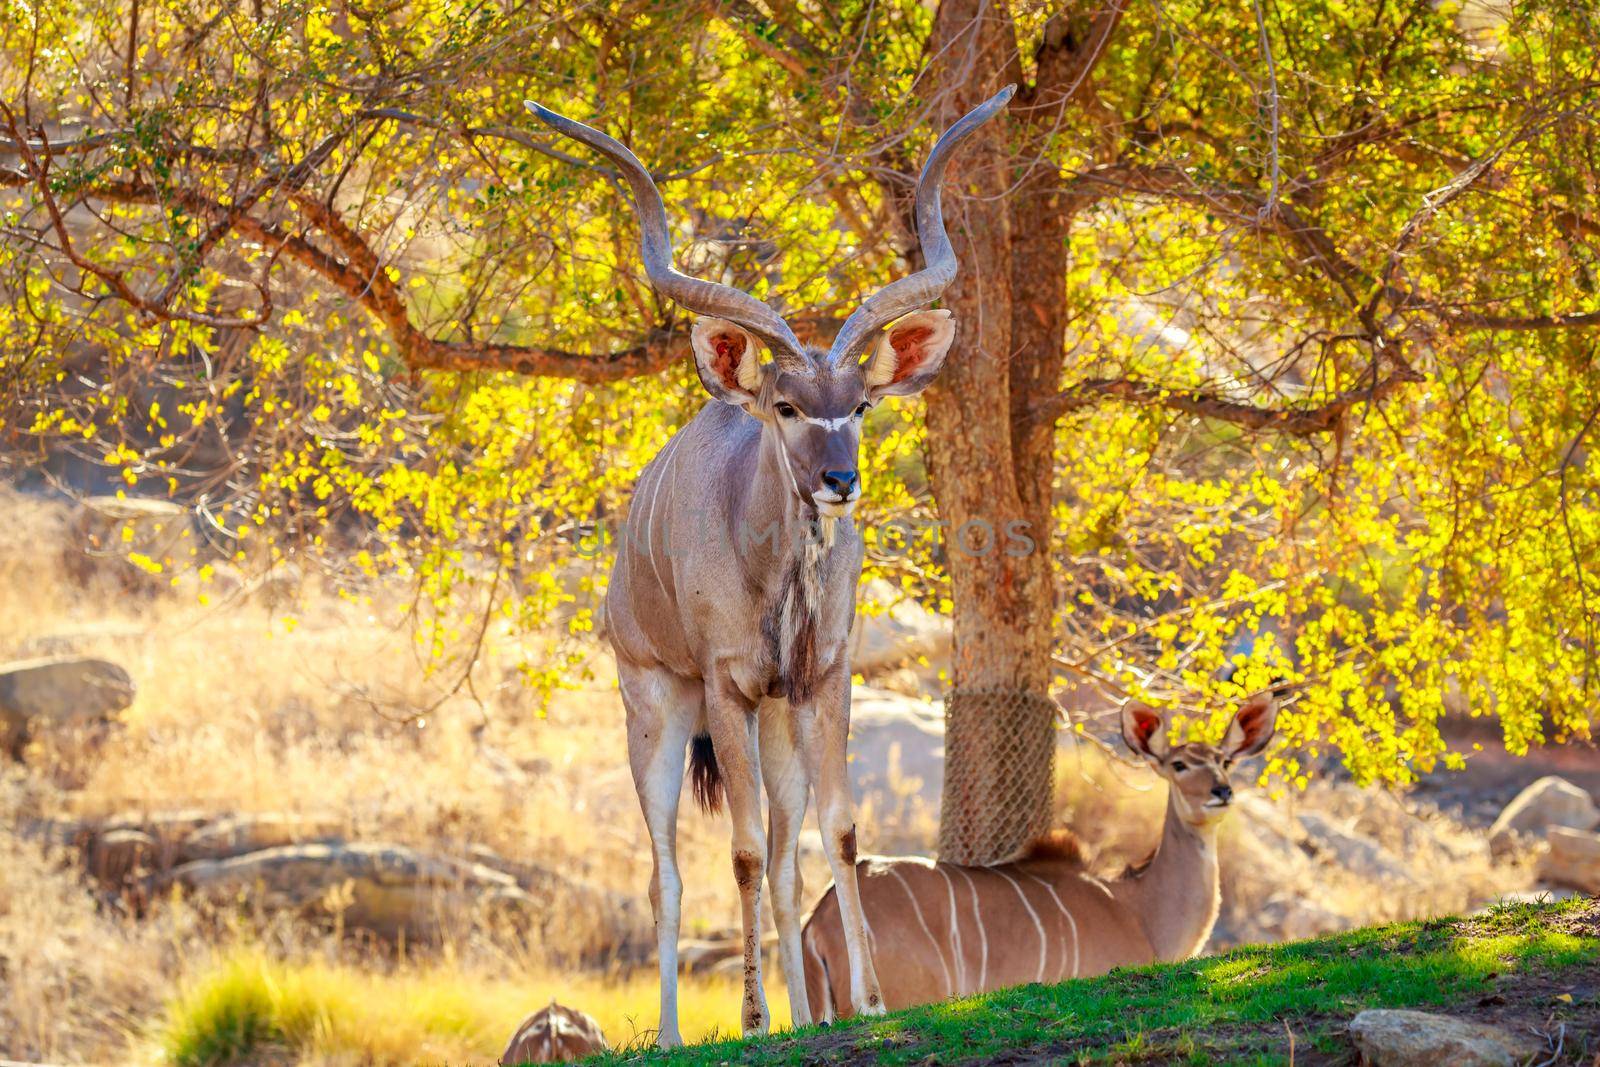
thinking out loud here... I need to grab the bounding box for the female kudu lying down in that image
[801,696,1278,1018]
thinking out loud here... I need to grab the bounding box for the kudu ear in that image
[1223,695,1278,759]
[1120,702,1170,763]
[691,317,763,406]
[862,309,955,400]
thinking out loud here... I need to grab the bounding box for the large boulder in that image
[0,656,135,757]
[1541,826,1600,894]
[1348,1009,1541,1066]
[1487,776,1599,854]
[86,828,161,886]
[500,1002,608,1065]
[178,812,342,862]
[25,809,654,962]
[156,839,650,960]
[160,841,538,941]
[26,809,343,889]
[14,621,146,658]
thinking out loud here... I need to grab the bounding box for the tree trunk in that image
[920,0,1060,866]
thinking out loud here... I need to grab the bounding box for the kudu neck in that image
[1115,788,1223,962]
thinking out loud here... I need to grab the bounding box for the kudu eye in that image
[854,402,869,417]
[774,402,797,419]
[1169,760,1189,773]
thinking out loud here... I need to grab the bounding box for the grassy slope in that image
[595,898,1600,1066]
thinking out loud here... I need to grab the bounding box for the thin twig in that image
[1252,0,1281,221]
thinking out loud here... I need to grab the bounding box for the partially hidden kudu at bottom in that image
[525,86,1015,1046]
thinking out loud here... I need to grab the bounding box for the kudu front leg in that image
[620,662,699,1049]
[799,663,885,1017]
[706,677,771,1036]
[760,705,812,1027]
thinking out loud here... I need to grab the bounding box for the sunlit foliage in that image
[1,0,1596,782]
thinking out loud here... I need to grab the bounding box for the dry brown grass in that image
[0,770,173,1062]
[0,488,821,1063]
[0,488,1533,1065]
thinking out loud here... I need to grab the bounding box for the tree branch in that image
[0,163,689,382]
[1031,360,1424,435]
[716,0,827,79]
[1251,0,1281,219]
[1029,0,1128,108]
[358,108,725,183]
[0,107,271,329]
[1066,160,1600,333]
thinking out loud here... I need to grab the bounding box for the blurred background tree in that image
[1,0,1596,863]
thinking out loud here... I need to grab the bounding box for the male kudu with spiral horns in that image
[524,87,1014,1044]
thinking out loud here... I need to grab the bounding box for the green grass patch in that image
[596,898,1598,1066]
[156,948,788,1065]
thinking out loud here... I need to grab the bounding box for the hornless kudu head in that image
[1121,697,1279,829]
[525,88,1015,518]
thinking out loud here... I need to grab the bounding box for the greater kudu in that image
[801,697,1279,1018]
[524,87,1014,1044]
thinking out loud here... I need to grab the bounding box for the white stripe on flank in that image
[952,867,988,991]
[996,869,1048,983]
[638,432,684,594]
[936,866,966,994]
[1079,870,1115,899]
[889,868,954,997]
[1025,872,1080,978]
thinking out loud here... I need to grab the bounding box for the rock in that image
[33,812,648,962]
[23,809,346,887]
[1297,812,1417,884]
[14,621,147,658]
[0,656,135,757]
[102,808,218,848]
[159,841,538,941]
[1348,1009,1541,1066]
[1541,826,1600,894]
[848,579,950,677]
[1488,776,1599,854]
[177,813,342,863]
[847,687,945,812]
[500,1002,607,1064]
[86,828,159,885]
